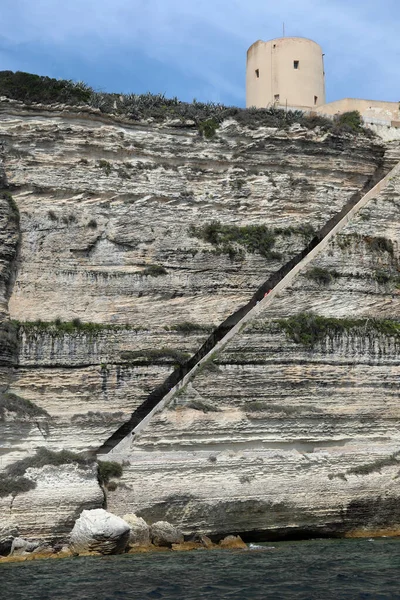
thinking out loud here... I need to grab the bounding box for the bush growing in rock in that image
[97,461,123,485]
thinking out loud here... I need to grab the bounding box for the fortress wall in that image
[316,98,400,124]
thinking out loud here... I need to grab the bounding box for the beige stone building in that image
[246,37,326,110]
[246,36,399,126]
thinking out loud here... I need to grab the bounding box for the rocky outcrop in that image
[123,513,150,546]
[219,535,247,549]
[150,521,184,547]
[0,522,19,555]
[0,462,103,541]
[69,509,130,555]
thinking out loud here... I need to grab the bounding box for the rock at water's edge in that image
[150,521,184,547]
[69,509,130,555]
[219,535,247,549]
[123,514,150,547]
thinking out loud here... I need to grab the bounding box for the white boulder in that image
[69,509,130,555]
[123,514,150,547]
[150,521,184,547]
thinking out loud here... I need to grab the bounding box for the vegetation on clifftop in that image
[0,71,373,136]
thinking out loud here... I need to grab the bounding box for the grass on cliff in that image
[276,313,400,347]
[120,347,190,366]
[169,322,214,334]
[14,319,140,337]
[0,71,373,137]
[189,221,317,260]
[305,267,340,286]
[0,448,92,498]
[141,264,168,277]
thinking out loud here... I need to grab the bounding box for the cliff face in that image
[0,97,396,540]
[107,163,400,539]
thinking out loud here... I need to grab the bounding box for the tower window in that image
[274,94,280,102]
[294,60,299,69]
[255,69,259,78]
[314,96,318,105]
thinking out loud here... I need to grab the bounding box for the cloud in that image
[0,0,399,104]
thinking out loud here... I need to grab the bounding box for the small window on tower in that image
[274,94,280,102]
[255,69,260,78]
[314,96,318,105]
[294,60,299,69]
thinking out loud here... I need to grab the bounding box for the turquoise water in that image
[2,538,400,599]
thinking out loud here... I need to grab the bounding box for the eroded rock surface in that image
[69,509,130,555]
[123,513,150,546]
[0,98,398,541]
[106,160,400,540]
[150,521,184,547]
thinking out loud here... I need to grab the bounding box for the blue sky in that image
[0,0,399,107]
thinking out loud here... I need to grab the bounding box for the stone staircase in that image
[100,158,400,458]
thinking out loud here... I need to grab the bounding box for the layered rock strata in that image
[106,162,400,540]
[0,98,396,540]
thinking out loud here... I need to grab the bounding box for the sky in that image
[0,0,399,107]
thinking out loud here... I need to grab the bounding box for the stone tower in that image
[246,37,326,110]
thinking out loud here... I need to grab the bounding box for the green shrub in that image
[331,451,400,479]
[373,271,391,285]
[120,347,189,366]
[346,453,400,476]
[186,399,220,413]
[305,267,340,286]
[15,319,127,337]
[0,71,92,105]
[189,221,278,259]
[198,118,219,139]
[142,264,167,277]
[335,111,363,133]
[97,159,112,176]
[0,190,19,222]
[97,460,123,485]
[366,236,394,255]
[170,322,211,333]
[277,313,400,347]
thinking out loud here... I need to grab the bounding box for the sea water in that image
[2,537,400,600]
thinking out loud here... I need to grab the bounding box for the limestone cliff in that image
[0,93,398,541]
[107,161,400,540]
